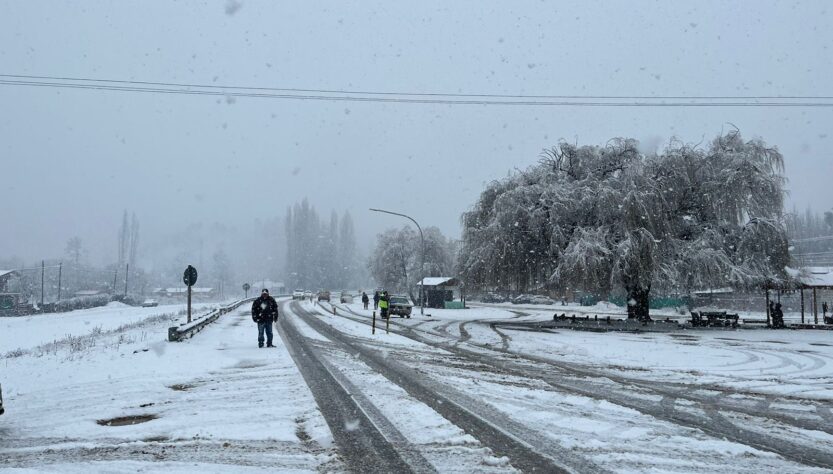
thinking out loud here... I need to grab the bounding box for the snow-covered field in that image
[2,299,832,472]
[1,301,337,472]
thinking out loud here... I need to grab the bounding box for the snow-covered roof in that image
[790,267,833,288]
[418,277,458,286]
[0,270,17,278]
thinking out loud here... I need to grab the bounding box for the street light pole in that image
[369,208,425,316]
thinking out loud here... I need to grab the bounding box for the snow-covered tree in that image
[369,225,456,299]
[459,131,789,320]
[285,200,363,290]
[338,211,357,288]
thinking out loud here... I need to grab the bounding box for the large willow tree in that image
[459,131,789,320]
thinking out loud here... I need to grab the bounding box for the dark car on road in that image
[389,295,413,318]
[317,290,330,301]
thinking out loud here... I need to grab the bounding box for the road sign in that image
[243,283,251,292]
[183,265,198,287]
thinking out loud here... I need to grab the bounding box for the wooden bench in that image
[690,311,739,328]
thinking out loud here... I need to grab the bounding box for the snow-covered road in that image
[2,299,832,472]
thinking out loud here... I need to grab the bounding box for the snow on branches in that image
[459,132,789,320]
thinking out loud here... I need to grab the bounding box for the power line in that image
[2,73,833,101]
[1,74,833,107]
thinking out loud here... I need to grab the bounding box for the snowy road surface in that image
[1,299,832,472]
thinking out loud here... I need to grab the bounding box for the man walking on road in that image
[252,289,279,348]
[373,291,380,310]
[361,292,369,310]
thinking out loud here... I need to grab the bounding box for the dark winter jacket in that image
[373,292,380,303]
[361,293,369,303]
[252,295,279,323]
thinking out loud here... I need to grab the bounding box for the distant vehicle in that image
[481,292,509,303]
[0,384,4,415]
[512,294,556,305]
[340,290,353,303]
[304,290,313,299]
[389,295,413,318]
[141,299,159,307]
[292,289,305,300]
[318,290,330,301]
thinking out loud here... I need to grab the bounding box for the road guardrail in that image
[167,298,255,342]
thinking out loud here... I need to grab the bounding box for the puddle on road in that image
[97,414,158,426]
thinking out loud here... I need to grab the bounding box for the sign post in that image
[242,283,251,298]
[183,265,198,323]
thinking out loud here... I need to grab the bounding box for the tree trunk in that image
[626,286,651,321]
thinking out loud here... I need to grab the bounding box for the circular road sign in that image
[183,265,198,286]
[243,283,251,292]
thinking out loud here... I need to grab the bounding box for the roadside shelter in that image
[781,267,833,324]
[417,277,464,309]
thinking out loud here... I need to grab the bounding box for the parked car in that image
[292,289,305,300]
[141,299,159,307]
[511,294,556,305]
[317,290,330,301]
[481,292,509,303]
[389,295,413,318]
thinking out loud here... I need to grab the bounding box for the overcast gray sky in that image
[1,1,831,267]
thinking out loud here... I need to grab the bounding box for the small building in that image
[0,270,24,312]
[0,270,19,293]
[417,277,464,309]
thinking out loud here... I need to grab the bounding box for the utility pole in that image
[41,260,45,307]
[112,268,118,295]
[57,262,62,301]
[124,263,129,297]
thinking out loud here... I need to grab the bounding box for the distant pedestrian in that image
[772,302,785,329]
[379,291,390,319]
[361,292,370,310]
[373,291,380,310]
[823,302,829,318]
[252,289,279,348]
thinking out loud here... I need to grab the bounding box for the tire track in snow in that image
[326,304,833,469]
[278,304,432,474]
[294,302,601,474]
